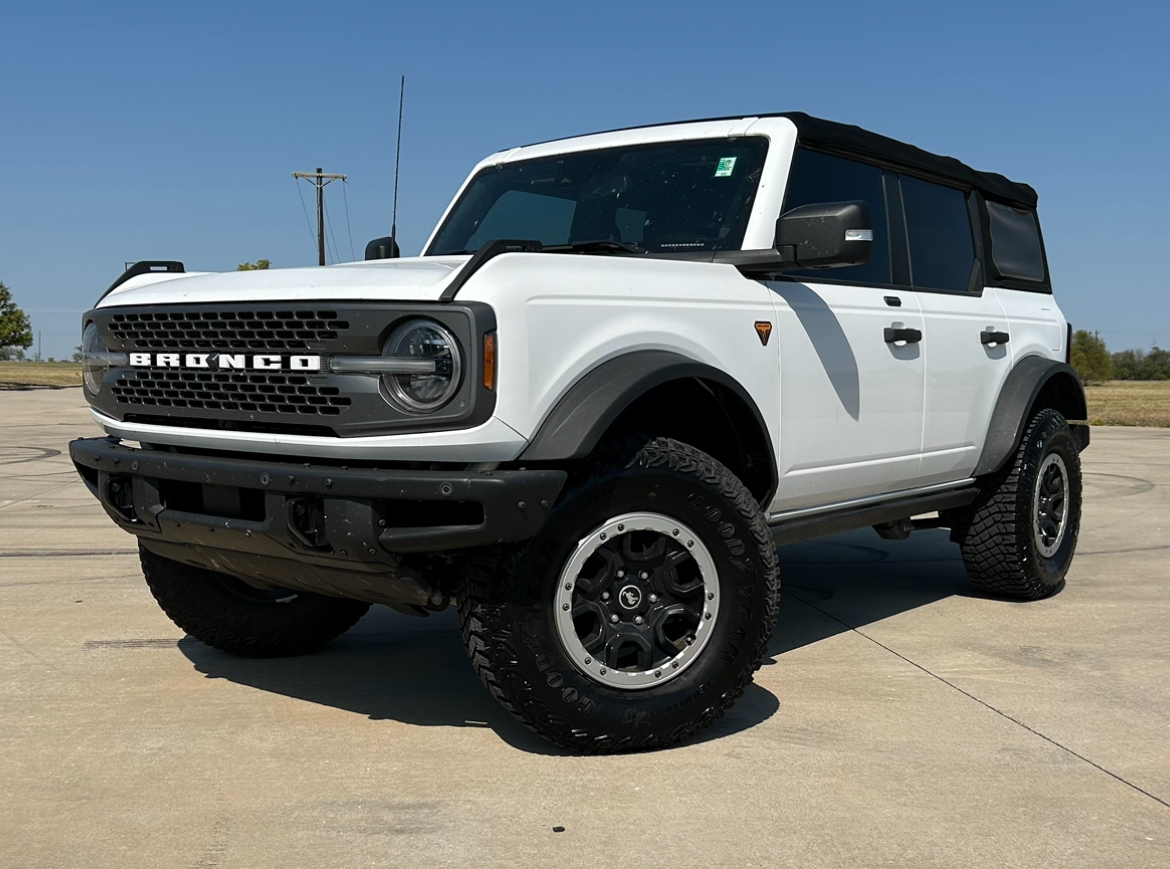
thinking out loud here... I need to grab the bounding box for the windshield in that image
[427,137,768,256]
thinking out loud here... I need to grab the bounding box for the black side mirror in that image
[365,236,401,260]
[714,200,872,277]
[775,200,872,269]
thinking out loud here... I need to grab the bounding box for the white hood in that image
[96,256,472,309]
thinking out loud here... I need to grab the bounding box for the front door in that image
[765,147,926,514]
[768,281,924,513]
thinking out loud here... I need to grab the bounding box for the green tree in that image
[1070,329,1114,383]
[1113,345,1170,380]
[0,281,34,356]
[1146,346,1170,380]
[237,259,271,271]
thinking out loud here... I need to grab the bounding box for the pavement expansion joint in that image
[785,588,1170,813]
[0,549,139,558]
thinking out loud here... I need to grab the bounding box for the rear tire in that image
[956,408,1082,600]
[457,437,780,754]
[140,545,370,657]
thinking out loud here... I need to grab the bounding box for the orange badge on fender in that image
[754,321,773,346]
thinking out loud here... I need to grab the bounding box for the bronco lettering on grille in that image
[127,353,321,371]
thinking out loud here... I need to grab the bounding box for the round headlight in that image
[81,323,111,395]
[382,319,462,412]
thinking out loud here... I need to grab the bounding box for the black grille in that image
[88,302,493,437]
[108,309,351,351]
[112,370,353,416]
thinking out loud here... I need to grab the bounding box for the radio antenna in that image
[391,75,405,256]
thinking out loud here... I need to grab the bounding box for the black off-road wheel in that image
[457,437,780,754]
[140,545,370,657]
[955,408,1082,600]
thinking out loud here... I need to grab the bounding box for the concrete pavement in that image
[1,388,1167,868]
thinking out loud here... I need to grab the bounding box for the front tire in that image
[140,546,370,657]
[457,437,780,754]
[956,408,1082,600]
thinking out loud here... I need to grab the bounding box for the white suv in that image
[72,113,1088,753]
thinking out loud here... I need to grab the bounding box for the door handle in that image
[884,327,922,345]
[981,330,1010,347]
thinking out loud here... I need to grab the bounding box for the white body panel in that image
[98,258,468,308]
[994,287,1068,363]
[767,281,924,511]
[917,289,1013,483]
[470,255,780,459]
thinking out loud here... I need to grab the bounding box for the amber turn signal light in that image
[483,332,496,390]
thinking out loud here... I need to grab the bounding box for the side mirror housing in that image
[365,236,401,260]
[775,200,873,269]
[715,200,872,277]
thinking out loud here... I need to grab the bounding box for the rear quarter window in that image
[986,201,1047,282]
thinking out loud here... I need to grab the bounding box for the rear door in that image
[899,176,1014,484]
[767,149,925,513]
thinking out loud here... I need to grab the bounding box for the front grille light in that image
[81,323,126,396]
[381,319,462,413]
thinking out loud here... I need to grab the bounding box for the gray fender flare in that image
[518,350,777,496]
[974,357,1089,477]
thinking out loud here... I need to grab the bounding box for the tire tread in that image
[456,436,779,754]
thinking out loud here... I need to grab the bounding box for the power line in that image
[294,177,317,252]
[324,197,340,265]
[291,167,347,266]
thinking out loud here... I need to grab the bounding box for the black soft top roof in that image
[527,112,1038,208]
[778,112,1037,208]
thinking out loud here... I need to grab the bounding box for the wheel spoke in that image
[571,600,609,652]
[663,547,704,596]
[621,531,666,567]
[649,602,701,656]
[604,628,653,671]
[574,547,618,596]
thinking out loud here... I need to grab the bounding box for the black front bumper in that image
[70,437,565,605]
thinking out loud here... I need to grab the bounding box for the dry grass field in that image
[0,362,82,388]
[1085,380,1170,427]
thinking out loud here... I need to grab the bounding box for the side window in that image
[464,189,575,250]
[986,201,1046,282]
[900,176,975,292]
[782,148,891,285]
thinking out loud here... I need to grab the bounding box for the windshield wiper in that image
[437,240,646,257]
[543,240,647,255]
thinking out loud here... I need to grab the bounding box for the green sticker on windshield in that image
[714,156,737,177]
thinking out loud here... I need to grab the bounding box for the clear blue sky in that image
[1,0,1166,359]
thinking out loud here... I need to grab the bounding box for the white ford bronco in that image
[72,113,1088,753]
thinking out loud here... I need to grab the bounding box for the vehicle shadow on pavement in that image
[769,527,976,657]
[178,527,973,754]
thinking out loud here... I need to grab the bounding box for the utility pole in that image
[292,168,347,265]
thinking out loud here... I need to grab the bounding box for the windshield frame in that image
[424,135,771,258]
